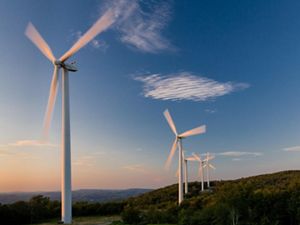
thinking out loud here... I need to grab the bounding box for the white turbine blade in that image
[203,164,207,168]
[60,9,115,62]
[186,156,197,161]
[209,164,216,170]
[164,138,178,170]
[43,66,59,138]
[207,155,215,161]
[25,22,55,62]
[192,153,201,161]
[179,125,206,138]
[163,109,178,135]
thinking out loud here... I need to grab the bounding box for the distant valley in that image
[0,188,152,204]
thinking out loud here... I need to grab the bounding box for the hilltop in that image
[120,170,300,225]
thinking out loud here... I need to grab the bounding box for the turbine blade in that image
[43,66,59,138]
[186,156,196,161]
[179,125,206,138]
[25,22,55,62]
[60,9,115,62]
[209,164,216,170]
[164,138,178,170]
[192,153,201,161]
[207,155,215,161]
[163,109,178,135]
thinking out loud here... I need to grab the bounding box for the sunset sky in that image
[1,0,300,192]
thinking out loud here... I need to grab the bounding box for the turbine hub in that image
[54,60,62,66]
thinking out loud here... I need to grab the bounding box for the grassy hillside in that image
[127,170,300,207]
[121,170,300,225]
[36,215,120,225]
[2,171,300,225]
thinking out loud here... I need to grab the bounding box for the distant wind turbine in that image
[193,153,206,191]
[203,152,216,188]
[163,109,206,204]
[25,9,116,224]
[176,151,198,194]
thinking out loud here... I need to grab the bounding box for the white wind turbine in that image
[176,151,198,194]
[204,152,216,188]
[25,9,116,224]
[164,109,206,204]
[192,153,206,191]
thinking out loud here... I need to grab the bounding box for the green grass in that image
[37,215,120,225]
[34,215,176,225]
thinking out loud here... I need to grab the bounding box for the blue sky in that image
[0,0,300,192]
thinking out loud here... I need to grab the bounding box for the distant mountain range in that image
[0,188,152,204]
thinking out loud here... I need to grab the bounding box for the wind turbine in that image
[164,109,206,204]
[25,9,115,224]
[176,151,198,194]
[184,153,198,194]
[193,153,206,191]
[203,152,216,188]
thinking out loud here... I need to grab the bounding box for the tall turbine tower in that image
[25,9,115,224]
[193,153,205,191]
[176,151,197,194]
[204,152,216,188]
[164,109,206,204]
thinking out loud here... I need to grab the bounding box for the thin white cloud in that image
[134,72,249,102]
[217,151,262,157]
[102,0,173,53]
[0,139,56,158]
[8,140,56,148]
[205,109,217,114]
[123,164,147,173]
[91,39,109,51]
[73,156,95,167]
[73,151,106,167]
[232,158,242,161]
[283,146,300,152]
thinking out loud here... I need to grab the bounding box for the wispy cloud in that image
[0,139,56,158]
[134,72,249,102]
[205,109,217,114]
[8,140,56,148]
[283,146,300,152]
[102,0,173,53]
[217,151,262,157]
[73,156,95,167]
[123,164,147,173]
[73,151,106,167]
[91,39,109,51]
[0,139,57,151]
[232,158,242,161]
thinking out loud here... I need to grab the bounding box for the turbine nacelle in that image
[53,60,78,72]
[63,62,78,72]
